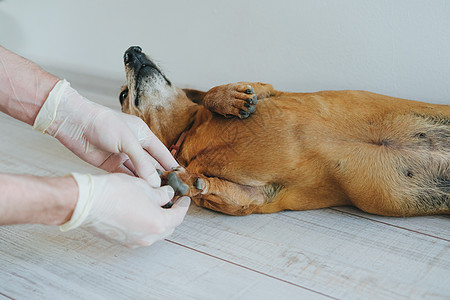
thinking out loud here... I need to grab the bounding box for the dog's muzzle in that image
[124,46,158,73]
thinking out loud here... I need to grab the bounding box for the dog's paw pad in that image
[167,172,189,196]
[247,104,256,114]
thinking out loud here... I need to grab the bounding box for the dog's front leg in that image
[182,89,207,105]
[159,168,266,215]
[202,82,275,119]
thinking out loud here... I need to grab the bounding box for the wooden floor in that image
[0,80,449,300]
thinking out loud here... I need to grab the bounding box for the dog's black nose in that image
[124,46,143,64]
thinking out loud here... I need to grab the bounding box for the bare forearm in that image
[0,45,59,125]
[0,173,78,226]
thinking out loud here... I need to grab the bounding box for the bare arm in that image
[0,173,77,225]
[0,45,178,181]
[0,45,59,125]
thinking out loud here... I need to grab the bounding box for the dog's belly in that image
[179,97,313,185]
[179,91,449,216]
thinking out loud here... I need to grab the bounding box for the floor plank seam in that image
[0,292,16,300]
[330,208,450,243]
[164,239,340,300]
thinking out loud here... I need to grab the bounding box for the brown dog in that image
[119,46,449,217]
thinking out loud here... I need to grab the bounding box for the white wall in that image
[1,0,449,104]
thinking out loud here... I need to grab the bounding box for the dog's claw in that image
[194,178,203,190]
[239,110,250,119]
[162,200,174,209]
[245,86,254,94]
[246,95,257,105]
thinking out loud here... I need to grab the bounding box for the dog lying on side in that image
[119,46,449,217]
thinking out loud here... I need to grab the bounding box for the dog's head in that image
[120,46,178,115]
[119,46,193,146]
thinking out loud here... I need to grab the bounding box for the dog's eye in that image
[119,89,128,105]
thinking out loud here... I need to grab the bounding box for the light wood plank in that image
[170,205,450,300]
[0,225,328,300]
[332,206,450,241]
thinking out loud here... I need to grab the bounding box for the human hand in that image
[61,173,190,248]
[33,80,178,186]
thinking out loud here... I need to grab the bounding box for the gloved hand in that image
[33,79,178,186]
[61,173,190,248]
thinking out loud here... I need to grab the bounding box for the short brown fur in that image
[120,47,450,217]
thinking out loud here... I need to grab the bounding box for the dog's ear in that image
[182,89,207,105]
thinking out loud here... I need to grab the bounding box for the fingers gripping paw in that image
[159,168,203,205]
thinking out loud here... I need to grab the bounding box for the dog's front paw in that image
[228,84,257,119]
[159,167,203,198]
[204,83,257,119]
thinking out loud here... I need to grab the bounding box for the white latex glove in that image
[61,173,190,248]
[33,79,178,186]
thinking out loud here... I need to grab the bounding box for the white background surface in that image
[1,0,449,104]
